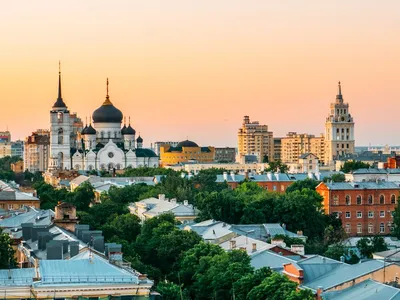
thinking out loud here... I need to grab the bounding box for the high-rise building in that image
[281,132,325,164]
[0,131,11,143]
[273,138,282,162]
[11,140,24,158]
[238,116,274,163]
[324,82,355,165]
[24,130,50,172]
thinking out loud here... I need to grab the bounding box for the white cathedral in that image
[48,71,158,172]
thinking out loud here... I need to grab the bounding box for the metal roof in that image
[250,249,298,271]
[321,279,400,300]
[37,252,139,285]
[300,260,388,291]
[0,268,35,286]
[324,181,400,190]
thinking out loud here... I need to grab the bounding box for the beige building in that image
[324,82,355,165]
[280,132,325,164]
[24,129,50,172]
[238,116,274,163]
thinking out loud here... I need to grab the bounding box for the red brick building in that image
[316,181,398,236]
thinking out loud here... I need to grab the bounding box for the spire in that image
[129,116,131,125]
[336,81,343,101]
[102,78,113,106]
[53,61,67,108]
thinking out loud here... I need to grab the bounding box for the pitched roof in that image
[321,279,400,300]
[0,268,36,286]
[250,248,298,271]
[323,181,400,190]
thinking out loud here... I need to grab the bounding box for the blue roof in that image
[0,268,35,286]
[37,252,139,286]
[250,249,298,271]
[321,279,400,300]
[300,259,388,291]
[0,209,54,228]
[323,181,400,190]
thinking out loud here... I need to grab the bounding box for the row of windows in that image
[343,210,393,219]
[345,222,391,234]
[0,204,25,210]
[332,194,396,205]
[336,128,350,133]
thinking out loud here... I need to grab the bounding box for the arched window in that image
[100,164,106,170]
[391,195,396,204]
[116,164,121,170]
[368,223,374,234]
[380,195,385,205]
[88,165,94,171]
[345,195,351,205]
[74,164,80,170]
[108,163,114,170]
[57,112,63,123]
[114,132,118,138]
[368,195,373,205]
[357,195,362,205]
[345,224,351,234]
[333,195,339,206]
[108,132,111,139]
[58,128,63,144]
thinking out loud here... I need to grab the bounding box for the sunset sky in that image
[1,1,400,147]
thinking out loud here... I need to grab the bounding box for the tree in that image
[324,244,345,261]
[340,161,370,173]
[233,267,272,300]
[247,272,314,300]
[156,282,188,300]
[323,173,346,183]
[356,236,388,258]
[69,181,94,211]
[286,178,320,193]
[0,229,15,269]
[101,213,141,242]
[262,155,269,163]
[266,160,288,173]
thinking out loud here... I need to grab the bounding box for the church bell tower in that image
[49,62,71,170]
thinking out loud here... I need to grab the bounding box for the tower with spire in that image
[324,81,355,166]
[49,62,72,170]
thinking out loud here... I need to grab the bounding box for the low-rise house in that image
[321,278,400,300]
[0,251,154,299]
[130,194,198,224]
[0,190,40,211]
[283,255,400,297]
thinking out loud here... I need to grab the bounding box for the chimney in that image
[267,172,272,181]
[308,172,313,179]
[230,171,235,181]
[230,240,236,249]
[183,200,188,206]
[223,172,228,181]
[252,243,257,252]
[296,230,303,236]
[245,171,249,180]
[316,286,324,300]
[340,255,345,263]
[21,223,33,241]
[171,198,177,205]
[290,244,305,256]
[158,194,165,201]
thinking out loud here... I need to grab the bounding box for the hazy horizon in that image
[1,1,400,147]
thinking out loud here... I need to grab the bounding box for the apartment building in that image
[24,129,50,172]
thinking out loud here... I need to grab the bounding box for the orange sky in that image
[1,1,400,147]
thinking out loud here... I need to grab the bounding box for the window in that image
[357,211,362,218]
[345,224,351,233]
[368,195,373,205]
[345,195,351,205]
[273,186,277,191]
[380,195,385,205]
[380,223,385,233]
[357,223,362,234]
[8,204,13,210]
[345,211,351,218]
[281,185,285,192]
[333,195,339,206]
[368,223,374,233]
[380,211,385,218]
[368,211,374,218]
[58,128,64,144]
[357,195,362,205]
[391,195,396,204]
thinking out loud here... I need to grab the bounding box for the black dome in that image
[177,140,198,147]
[126,125,136,135]
[81,125,88,135]
[136,135,143,143]
[121,125,127,135]
[92,97,123,123]
[86,124,97,135]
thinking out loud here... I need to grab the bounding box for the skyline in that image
[1,1,400,146]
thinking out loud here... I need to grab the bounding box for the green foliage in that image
[271,234,305,247]
[340,161,370,173]
[356,236,388,258]
[156,282,188,300]
[323,173,346,183]
[266,160,288,173]
[262,155,269,163]
[121,167,177,177]
[233,267,272,300]
[286,178,320,193]
[246,272,314,300]
[324,244,345,261]
[68,182,94,211]
[191,168,229,192]
[34,181,70,209]
[0,229,16,269]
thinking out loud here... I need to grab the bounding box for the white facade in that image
[49,72,158,172]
